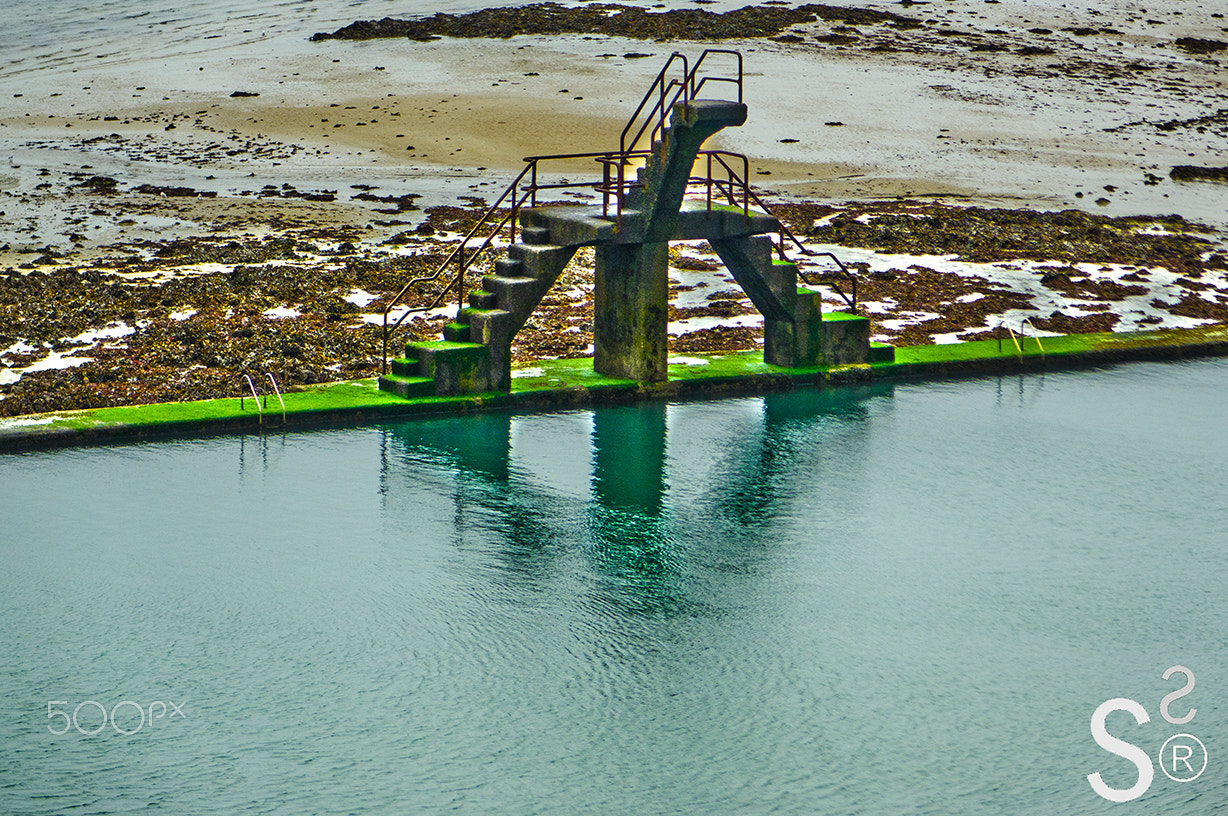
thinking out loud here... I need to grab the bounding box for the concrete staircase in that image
[378,52,883,399]
[381,98,752,397]
[624,99,747,244]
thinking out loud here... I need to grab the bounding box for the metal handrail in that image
[241,374,262,427]
[266,373,286,423]
[620,53,689,156]
[380,160,535,372]
[620,49,745,158]
[998,318,1046,360]
[378,150,650,372]
[692,150,858,312]
[690,49,743,103]
[799,252,859,314]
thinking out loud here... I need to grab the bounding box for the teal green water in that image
[2,359,1226,814]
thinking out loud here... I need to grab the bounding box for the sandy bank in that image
[1,2,1226,417]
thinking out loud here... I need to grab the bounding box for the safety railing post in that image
[658,79,666,142]
[739,154,749,220]
[706,152,713,213]
[617,160,625,229]
[381,317,388,374]
[510,180,518,244]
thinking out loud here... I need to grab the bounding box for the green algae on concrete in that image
[5,379,404,433]
[892,330,1102,365]
[508,357,639,393]
[4,325,1228,453]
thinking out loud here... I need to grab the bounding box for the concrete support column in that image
[593,241,670,382]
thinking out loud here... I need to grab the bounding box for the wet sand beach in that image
[1,1,1225,415]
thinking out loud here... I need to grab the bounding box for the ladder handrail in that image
[266,373,286,423]
[998,318,1046,360]
[697,150,858,312]
[1019,317,1045,359]
[241,374,262,427]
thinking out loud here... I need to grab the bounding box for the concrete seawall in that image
[2,325,1226,453]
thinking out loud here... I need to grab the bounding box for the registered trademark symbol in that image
[1088,667,1209,802]
[1158,733,1207,783]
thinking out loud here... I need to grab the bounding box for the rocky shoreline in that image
[310,1,1228,83]
[311,3,914,43]
[3,1,1227,417]
[3,192,1224,417]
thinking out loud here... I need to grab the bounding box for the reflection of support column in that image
[593,242,670,382]
[591,402,668,516]
[389,412,513,483]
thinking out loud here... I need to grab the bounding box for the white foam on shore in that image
[344,289,378,308]
[358,304,454,325]
[0,415,58,428]
[263,306,301,319]
[0,349,94,386]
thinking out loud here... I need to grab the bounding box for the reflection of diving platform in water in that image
[378,50,889,400]
[378,384,890,609]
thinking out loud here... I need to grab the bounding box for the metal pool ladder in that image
[998,318,1045,361]
[240,373,287,428]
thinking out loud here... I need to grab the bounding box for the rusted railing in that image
[690,49,743,103]
[379,49,766,371]
[620,49,744,156]
[690,150,858,313]
[379,150,657,372]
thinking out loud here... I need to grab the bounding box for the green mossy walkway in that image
[3,324,1226,452]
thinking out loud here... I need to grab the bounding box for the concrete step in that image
[465,307,514,340]
[520,206,619,245]
[494,257,525,277]
[508,243,575,276]
[468,289,498,309]
[672,201,779,241]
[378,374,435,399]
[390,357,420,377]
[442,321,470,343]
[520,225,551,245]
[481,274,539,298]
[407,340,493,395]
[869,342,895,364]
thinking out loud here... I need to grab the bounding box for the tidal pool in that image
[2,359,1226,814]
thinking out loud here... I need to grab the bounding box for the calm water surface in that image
[2,359,1226,814]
